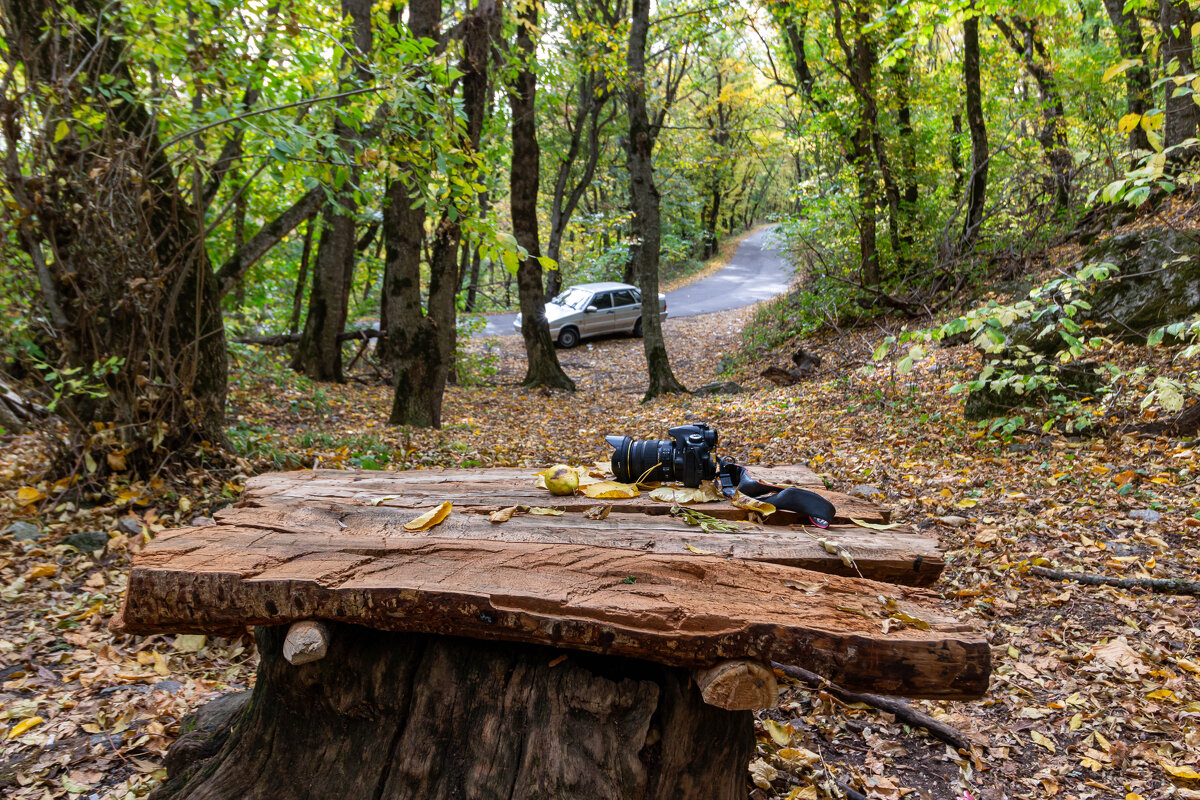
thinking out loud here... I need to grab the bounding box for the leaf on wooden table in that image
[582,481,639,499]
[731,491,775,517]
[648,483,721,504]
[583,505,611,520]
[684,542,715,555]
[489,505,519,523]
[526,506,564,516]
[368,494,403,506]
[403,501,453,531]
[850,518,901,531]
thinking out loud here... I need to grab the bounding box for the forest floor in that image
[1,283,1198,799]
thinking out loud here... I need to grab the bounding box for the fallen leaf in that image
[403,501,452,531]
[582,480,639,499]
[748,758,777,790]
[731,491,775,516]
[174,634,206,652]
[649,483,721,504]
[849,518,901,531]
[583,505,611,520]
[684,542,715,555]
[1030,730,1056,753]
[1162,760,1200,780]
[764,718,793,745]
[7,716,43,739]
[1091,637,1148,676]
[106,452,127,471]
[16,486,44,505]
[26,564,57,579]
[526,506,564,516]
[489,505,519,523]
[367,494,403,506]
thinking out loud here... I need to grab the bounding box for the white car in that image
[513,281,668,348]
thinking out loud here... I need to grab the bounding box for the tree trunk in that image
[1102,0,1152,154]
[150,623,754,800]
[993,17,1071,209]
[290,219,316,335]
[1160,0,1199,161]
[292,0,373,381]
[2,0,228,472]
[960,9,988,252]
[626,0,686,400]
[510,4,575,390]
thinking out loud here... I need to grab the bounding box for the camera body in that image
[605,423,719,488]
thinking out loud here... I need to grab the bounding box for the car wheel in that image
[632,318,643,338]
[557,326,580,349]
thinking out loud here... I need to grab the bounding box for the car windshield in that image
[551,288,592,310]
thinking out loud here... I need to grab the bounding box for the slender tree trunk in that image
[1102,0,1152,154]
[950,113,964,196]
[993,17,1071,209]
[1160,0,1199,161]
[292,0,373,381]
[384,0,493,426]
[510,4,575,390]
[626,0,686,399]
[290,219,316,335]
[960,10,989,252]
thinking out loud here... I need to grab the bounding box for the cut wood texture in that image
[230,468,938,585]
[695,660,778,710]
[150,623,754,800]
[241,467,891,525]
[115,527,988,699]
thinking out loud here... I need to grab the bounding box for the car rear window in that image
[610,289,637,307]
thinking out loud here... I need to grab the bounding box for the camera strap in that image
[718,460,835,528]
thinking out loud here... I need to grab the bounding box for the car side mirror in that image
[584,305,598,313]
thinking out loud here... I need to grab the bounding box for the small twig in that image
[770,662,972,752]
[1029,565,1200,596]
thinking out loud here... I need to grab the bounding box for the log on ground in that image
[151,622,754,800]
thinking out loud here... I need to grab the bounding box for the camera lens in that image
[606,435,673,483]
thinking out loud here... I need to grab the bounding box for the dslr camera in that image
[606,423,718,488]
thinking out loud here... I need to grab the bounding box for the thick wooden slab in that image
[218,500,942,586]
[114,525,989,699]
[240,467,891,525]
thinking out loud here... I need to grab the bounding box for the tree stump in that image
[152,622,753,800]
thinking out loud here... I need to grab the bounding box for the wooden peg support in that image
[283,620,330,665]
[694,660,778,710]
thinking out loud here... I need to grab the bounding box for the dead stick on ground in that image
[770,661,971,752]
[1030,566,1200,596]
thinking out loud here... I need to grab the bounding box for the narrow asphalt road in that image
[478,225,793,336]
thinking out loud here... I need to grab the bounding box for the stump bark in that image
[153,622,754,800]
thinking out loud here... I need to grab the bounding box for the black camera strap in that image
[718,460,835,528]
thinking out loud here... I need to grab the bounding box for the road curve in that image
[477,225,793,337]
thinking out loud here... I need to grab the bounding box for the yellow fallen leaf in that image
[534,465,599,490]
[582,481,639,499]
[731,491,775,517]
[526,507,564,516]
[1030,730,1056,753]
[850,518,901,531]
[777,747,819,767]
[403,501,452,531]
[153,651,170,676]
[367,494,403,506]
[889,610,931,631]
[174,635,206,653]
[763,718,792,746]
[7,716,43,739]
[16,486,44,505]
[648,483,721,504]
[1069,712,1083,731]
[1147,688,1176,701]
[1176,658,1200,675]
[1162,760,1200,780]
[954,498,978,509]
[489,505,519,523]
[26,564,57,579]
[583,505,611,520]
[684,542,715,555]
[785,787,818,800]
